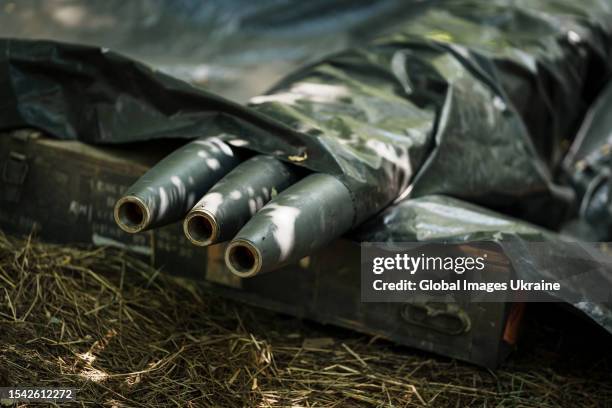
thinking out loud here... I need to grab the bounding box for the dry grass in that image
[0,231,611,407]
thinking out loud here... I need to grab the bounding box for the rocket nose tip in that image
[115,197,149,233]
[225,240,261,277]
[184,211,218,246]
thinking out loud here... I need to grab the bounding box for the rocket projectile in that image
[183,155,298,246]
[225,173,354,277]
[114,137,240,233]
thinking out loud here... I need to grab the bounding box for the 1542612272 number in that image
[0,387,76,402]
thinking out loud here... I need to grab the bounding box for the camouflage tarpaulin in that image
[563,81,612,241]
[0,0,430,102]
[354,194,612,333]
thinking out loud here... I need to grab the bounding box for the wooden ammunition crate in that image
[0,130,521,367]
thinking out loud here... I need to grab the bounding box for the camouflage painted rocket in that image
[183,155,299,246]
[224,173,354,277]
[114,137,240,233]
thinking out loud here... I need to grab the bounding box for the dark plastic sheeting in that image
[563,81,612,241]
[0,0,432,102]
[354,195,612,334]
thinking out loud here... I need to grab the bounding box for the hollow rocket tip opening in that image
[225,240,262,277]
[184,211,218,246]
[114,197,149,233]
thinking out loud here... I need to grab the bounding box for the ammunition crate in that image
[0,130,520,367]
